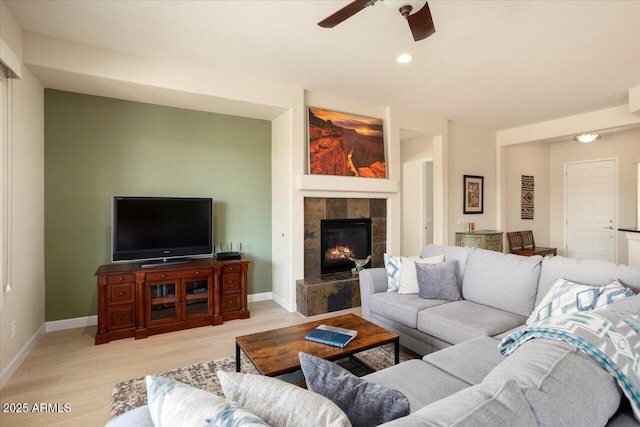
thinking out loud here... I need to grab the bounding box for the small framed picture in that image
[463,175,484,214]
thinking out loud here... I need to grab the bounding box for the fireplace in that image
[321,218,372,274]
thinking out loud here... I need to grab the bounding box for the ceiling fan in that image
[318,0,435,42]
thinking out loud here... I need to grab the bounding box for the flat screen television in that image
[112,196,213,265]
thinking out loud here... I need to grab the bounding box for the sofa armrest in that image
[359,268,388,320]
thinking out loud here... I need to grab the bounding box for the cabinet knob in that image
[161,274,167,278]
[119,315,124,320]
[195,271,200,275]
[119,291,125,296]
[228,280,233,284]
[119,276,124,281]
[228,299,233,304]
[229,267,235,271]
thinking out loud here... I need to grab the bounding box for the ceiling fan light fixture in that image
[397,53,413,63]
[383,0,427,16]
[574,133,601,143]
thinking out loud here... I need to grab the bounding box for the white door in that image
[565,159,616,261]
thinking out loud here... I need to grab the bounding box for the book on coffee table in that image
[305,324,358,348]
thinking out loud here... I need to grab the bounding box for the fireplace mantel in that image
[296,174,398,194]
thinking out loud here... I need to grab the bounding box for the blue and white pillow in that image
[146,375,268,427]
[526,278,634,325]
[384,253,402,292]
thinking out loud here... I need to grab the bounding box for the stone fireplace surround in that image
[296,197,387,316]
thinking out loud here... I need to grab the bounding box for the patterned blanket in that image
[498,304,640,421]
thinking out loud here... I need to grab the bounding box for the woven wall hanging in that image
[521,175,534,219]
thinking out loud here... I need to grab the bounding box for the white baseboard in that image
[247,292,272,302]
[272,293,297,313]
[0,323,45,389]
[46,315,98,332]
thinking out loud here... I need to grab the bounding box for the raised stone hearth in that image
[298,197,386,316]
[296,273,361,316]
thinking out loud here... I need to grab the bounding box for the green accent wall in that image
[44,90,272,321]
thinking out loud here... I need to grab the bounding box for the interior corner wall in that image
[271,109,295,311]
[0,66,45,382]
[447,121,497,244]
[504,141,551,246]
[549,128,640,264]
[44,90,272,321]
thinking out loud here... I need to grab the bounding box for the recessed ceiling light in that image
[573,133,601,143]
[397,53,413,64]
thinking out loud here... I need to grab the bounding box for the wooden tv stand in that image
[95,257,250,344]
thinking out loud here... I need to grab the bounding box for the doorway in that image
[400,132,434,255]
[565,159,617,262]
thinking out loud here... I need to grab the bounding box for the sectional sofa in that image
[359,244,640,426]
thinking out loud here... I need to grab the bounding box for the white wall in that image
[447,121,497,244]
[0,1,45,387]
[503,141,551,246]
[400,135,433,255]
[549,128,640,264]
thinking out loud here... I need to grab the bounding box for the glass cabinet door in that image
[184,279,209,318]
[149,282,178,323]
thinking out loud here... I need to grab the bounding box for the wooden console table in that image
[95,257,249,344]
[455,231,503,252]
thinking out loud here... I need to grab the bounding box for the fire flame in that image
[325,245,353,260]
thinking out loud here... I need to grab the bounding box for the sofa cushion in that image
[299,352,409,427]
[484,339,621,427]
[363,359,469,412]
[397,255,445,294]
[145,375,268,427]
[417,300,527,345]
[420,244,474,289]
[217,371,351,427]
[462,249,542,316]
[370,292,448,328]
[537,255,640,306]
[416,260,461,301]
[526,278,633,325]
[105,405,154,427]
[422,336,503,385]
[379,380,537,427]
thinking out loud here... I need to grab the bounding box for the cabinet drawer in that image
[108,283,134,304]
[222,264,242,274]
[221,294,240,312]
[107,273,135,284]
[458,236,483,248]
[108,306,135,329]
[485,234,503,242]
[222,273,240,291]
[486,243,503,252]
[146,268,209,282]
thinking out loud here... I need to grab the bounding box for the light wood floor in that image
[0,301,360,427]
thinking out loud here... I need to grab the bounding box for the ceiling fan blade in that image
[318,0,375,28]
[406,1,435,41]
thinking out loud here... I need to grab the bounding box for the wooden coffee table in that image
[235,313,400,377]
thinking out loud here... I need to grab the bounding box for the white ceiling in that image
[6,0,640,131]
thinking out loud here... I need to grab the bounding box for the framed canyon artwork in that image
[463,175,484,214]
[307,107,386,178]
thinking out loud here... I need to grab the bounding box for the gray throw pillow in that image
[299,352,410,427]
[416,260,461,301]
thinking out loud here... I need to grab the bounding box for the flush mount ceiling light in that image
[397,53,413,63]
[574,133,601,143]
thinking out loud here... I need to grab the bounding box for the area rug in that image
[111,344,413,418]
